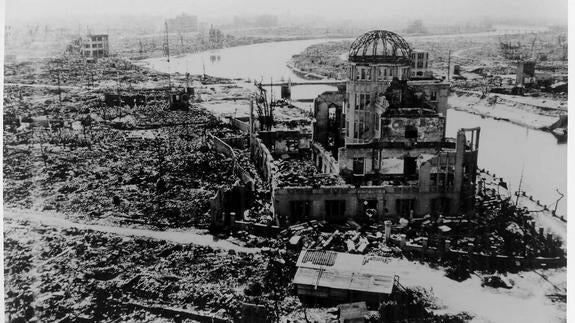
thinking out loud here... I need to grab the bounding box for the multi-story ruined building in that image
[244,30,479,227]
[410,50,434,79]
[69,34,109,60]
[167,13,198,33]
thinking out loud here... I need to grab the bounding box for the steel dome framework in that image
[348,30,412,64]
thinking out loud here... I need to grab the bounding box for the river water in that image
[142,38,567,215]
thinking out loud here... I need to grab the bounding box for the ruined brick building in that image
[244,30,480,227]
[68,34,109,60]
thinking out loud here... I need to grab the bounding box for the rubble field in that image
[3,217,274,322]
[3,57,250,229]
[5,216,478,323]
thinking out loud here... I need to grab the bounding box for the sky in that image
[4,0,569,25]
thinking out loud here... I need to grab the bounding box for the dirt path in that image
[3,208,259,254]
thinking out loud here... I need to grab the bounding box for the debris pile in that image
[3,218,309,322]
[273,158,346,188]
[3,58,244,229]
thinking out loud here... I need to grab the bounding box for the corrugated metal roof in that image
[294,250,396,295]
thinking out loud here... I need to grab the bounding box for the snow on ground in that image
[449,93,561,129]
[385,258,566,323]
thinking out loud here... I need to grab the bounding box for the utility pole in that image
[56,62,62,103]
[515,163,525,207]
[165,22,171,89]
[447,49,451,82]
[116,70,122,117]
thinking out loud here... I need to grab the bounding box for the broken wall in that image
[229,116,252,134]
[259,130,312,156]
[209,134,255,228]
[312,143,340,175]
[273,184,461,226]
[250,134,275,184]
[380,116,444,143]
[408,82,449,115]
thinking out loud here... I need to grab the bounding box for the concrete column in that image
[384,220,392,241]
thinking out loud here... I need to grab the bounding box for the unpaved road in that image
[3,208,259,254]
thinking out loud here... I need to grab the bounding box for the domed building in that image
[259,30,480,227]
[307,30,480,221]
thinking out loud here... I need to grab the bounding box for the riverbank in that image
[449,90,566,130]
[288,40,350,80]
[288,38,567,132]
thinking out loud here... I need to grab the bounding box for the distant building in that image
[68,34,109,60]
[5,25,16,45]
[410,51,434,79]
[167,13,198,33]
[82,34,109,58]
[516,60,536,86]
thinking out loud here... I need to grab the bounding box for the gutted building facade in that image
[69,34,109,60]
[410,50,434,79]
[248,30,479,226]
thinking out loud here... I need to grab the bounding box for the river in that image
[142,38,567,216]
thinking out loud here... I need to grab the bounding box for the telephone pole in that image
[447,49,451,82]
